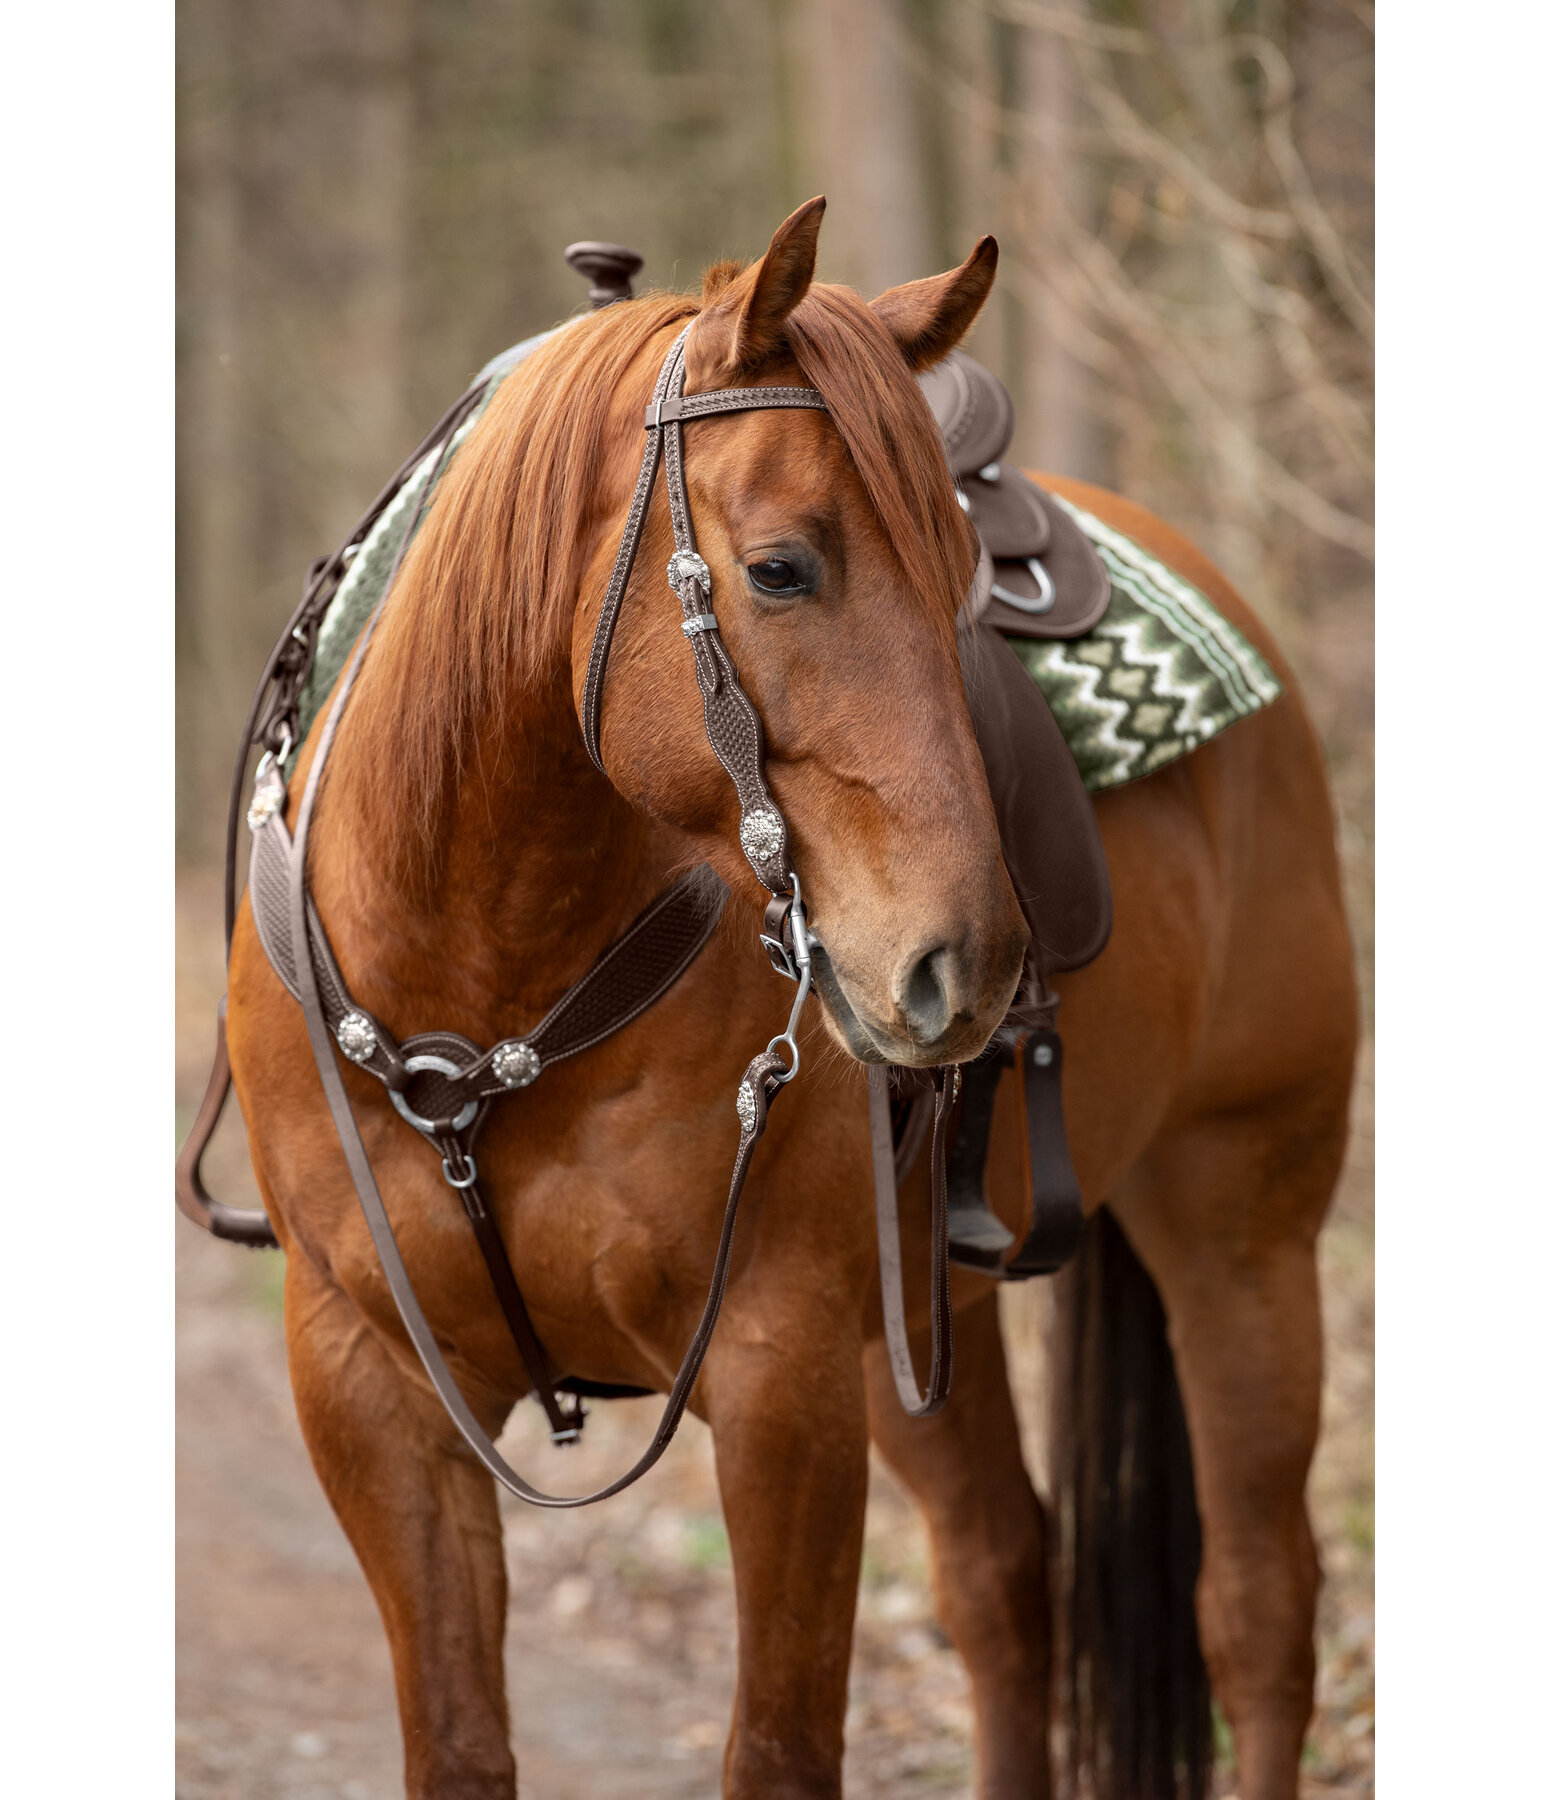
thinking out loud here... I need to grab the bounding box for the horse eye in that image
[746,558,801,594]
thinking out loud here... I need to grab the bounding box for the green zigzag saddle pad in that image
[1011,495,1281,791]
[294,331,1281,793]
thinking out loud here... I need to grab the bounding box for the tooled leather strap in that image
[581,324,828,894]
[246,795,728,1437]
[249,806,725,1113]
[180,380,496,1251]
[868,1065,955,1417]
[223,376,493,953]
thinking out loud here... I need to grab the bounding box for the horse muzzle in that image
[806,924,1024,1068]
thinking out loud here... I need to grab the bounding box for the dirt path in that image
[176,1215,980,1800]
[176,876,1371,1799]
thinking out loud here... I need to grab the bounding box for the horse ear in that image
[694,196,826,382]
[871,236,999,371]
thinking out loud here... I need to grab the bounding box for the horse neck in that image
[316,622,668,1037]
[310,309,710,1033]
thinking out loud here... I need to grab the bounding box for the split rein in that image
[184,322,956,1509]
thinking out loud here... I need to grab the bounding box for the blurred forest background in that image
[177,0,1372,887]
[176,2,1373,1793]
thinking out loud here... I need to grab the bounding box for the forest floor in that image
[176,866,1373,1800]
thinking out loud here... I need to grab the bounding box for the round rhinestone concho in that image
[738,806,784,866]
[666,549,712,600]
[247,769,286,832]
[492,1041,541,1089]
[336,1011,377,1064]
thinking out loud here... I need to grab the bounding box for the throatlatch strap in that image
[580,331,685,773]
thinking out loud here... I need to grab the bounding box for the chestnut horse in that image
[224,199,1356,1799]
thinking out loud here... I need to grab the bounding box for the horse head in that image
[583,199,1028,1068]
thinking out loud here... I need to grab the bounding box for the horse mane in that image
[339,272,977,890]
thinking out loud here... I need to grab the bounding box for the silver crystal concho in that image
[739,806,784,866]
[491,1041,541,1089]
[735,1079,758,1136]
[247,764,286,832]
[336,1011,377,1064]
[666,549,712,601]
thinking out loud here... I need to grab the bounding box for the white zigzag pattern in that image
[1094,612,1215,742]
[1053,495,1281,709]
[1103,551,1262,715]
[1035,641,1143,783]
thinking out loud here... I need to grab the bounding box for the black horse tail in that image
[1048,1205,1214,1799]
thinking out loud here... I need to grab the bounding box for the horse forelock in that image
[782,282,979,618]
[339,274,974,891]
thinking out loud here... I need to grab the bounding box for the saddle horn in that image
[563,241,644,309]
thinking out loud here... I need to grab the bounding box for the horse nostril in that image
[898,944,954,1041]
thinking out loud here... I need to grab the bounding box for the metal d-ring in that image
[253,722,293,787]
[991,556,1055,615]
[390,1053,479,1135]
[441,1153,479,1189]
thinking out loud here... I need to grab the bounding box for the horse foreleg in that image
[283,1247,517,1800]
[1114,1093,1342,1800]
[864,1289,1052,1800]
[702,1306,870,1800]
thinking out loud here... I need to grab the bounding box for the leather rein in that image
[183,319,956,1510]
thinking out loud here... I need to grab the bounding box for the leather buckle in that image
[760,892,798,980]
